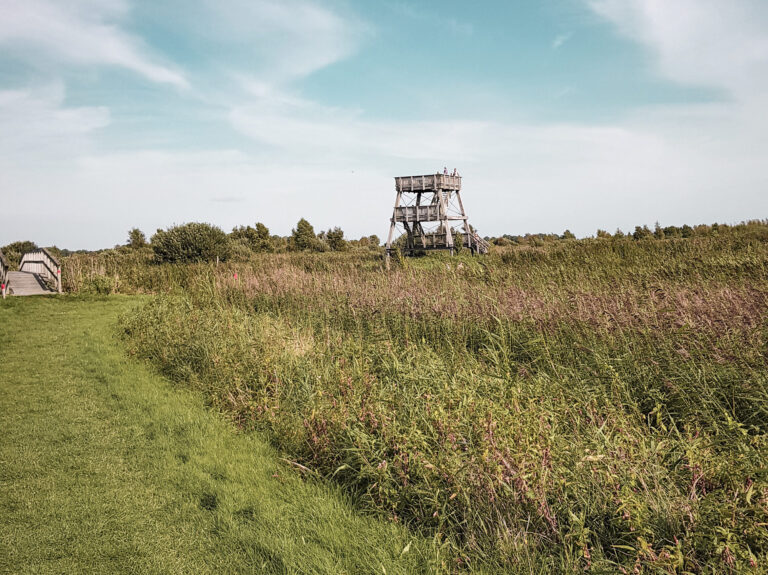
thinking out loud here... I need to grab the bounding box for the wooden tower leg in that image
[455,189,473,253]
[437,191,454,255]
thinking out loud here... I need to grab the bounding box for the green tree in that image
[326,227,348,251]
[253,223,272,252]
[151,222,230,263]
[231,222,273,253]
[1,240,38,267]
[368,235,380,247]
[561,229,576,240]
[127,228,147,248]
[633,225,653,241]
[596,229,611,239]
[291,218,317,251]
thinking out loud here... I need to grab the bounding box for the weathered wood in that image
[394,204,442,223]
[386,171,488,258]
[0,249,8,299]
[395,174,461,192]
[19,248,61,293]
[5,271,56,296]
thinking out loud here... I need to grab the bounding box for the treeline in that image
[123,218,380,264]
[138,218,766,263]
[491,219,768,247]
[4,219,767,266]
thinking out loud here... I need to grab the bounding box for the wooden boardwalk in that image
[1,248,61,298]
[5,271,56,296]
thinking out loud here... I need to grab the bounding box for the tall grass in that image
[74,227,768,573]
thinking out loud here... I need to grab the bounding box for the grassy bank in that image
[116,229,768,573]
[0,296,433,574]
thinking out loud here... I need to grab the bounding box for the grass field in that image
[0,296,434,574]
[5,224,767,573]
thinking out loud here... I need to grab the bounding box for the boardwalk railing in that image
[0,249,8,299]
[473,234,491,254]
[19,248,62,293]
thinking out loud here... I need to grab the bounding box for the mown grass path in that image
[0,296,429,574]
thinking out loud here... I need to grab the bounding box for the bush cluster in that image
[150,223,230,264]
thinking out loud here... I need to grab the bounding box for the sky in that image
[0,0,767,249]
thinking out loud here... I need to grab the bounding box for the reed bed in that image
[68,227,768,573]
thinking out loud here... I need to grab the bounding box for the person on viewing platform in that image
[443,166,449,175]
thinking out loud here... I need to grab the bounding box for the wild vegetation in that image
[13,219,768,572]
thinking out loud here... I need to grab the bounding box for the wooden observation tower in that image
[385,172,489,258]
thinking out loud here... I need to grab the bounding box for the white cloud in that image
[0,0,188,88]
[0,83,110,161]
[189,0,367,84]
[587,0,768,100]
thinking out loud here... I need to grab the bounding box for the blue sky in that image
[1,0,767,249]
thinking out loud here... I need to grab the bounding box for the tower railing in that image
[395,174,461,192]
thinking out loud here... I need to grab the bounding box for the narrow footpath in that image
[0,296,429,575]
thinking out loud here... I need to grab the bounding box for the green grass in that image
[0,295,435,574]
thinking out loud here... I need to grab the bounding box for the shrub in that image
[151,223,230,263]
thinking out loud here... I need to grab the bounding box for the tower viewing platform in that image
[395,174,461,193]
